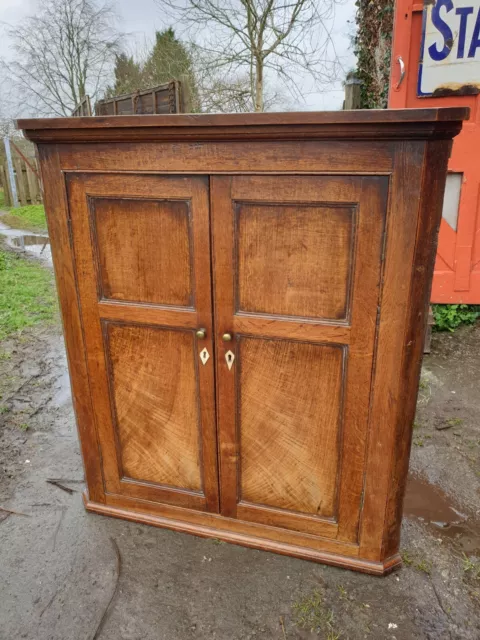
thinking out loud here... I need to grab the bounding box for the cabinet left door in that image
[65,173,219,513]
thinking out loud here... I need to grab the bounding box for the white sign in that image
[419,0,480,96]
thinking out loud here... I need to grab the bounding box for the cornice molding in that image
[17,109,468,144]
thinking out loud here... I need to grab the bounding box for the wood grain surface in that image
[212,174,387,543]
[64,172,219,512]
[106,323,202,490]
[93,197,193,306]
[236,203,353,319]
[238,337,344,516]
[18,108,468,144]
[25,109,465,574]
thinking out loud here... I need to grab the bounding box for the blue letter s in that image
[428,0,454,61]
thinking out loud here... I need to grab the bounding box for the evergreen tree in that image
[143,28,199,109]
[143,28,192,84]
[103,29,199,110]
[104,53,143,98]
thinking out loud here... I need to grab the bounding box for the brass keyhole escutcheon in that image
[196,328,206,339]
[222,333,232,342]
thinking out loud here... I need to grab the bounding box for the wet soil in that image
[0,220,52,266]
[404,475,480,557]
[0,238,479,639]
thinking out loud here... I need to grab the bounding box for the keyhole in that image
[225,350,235,370]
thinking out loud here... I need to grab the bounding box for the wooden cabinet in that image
[19,109,467,575]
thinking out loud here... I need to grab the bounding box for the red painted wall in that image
[389,0,480,302]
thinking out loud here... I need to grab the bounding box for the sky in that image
[0,0,357,114]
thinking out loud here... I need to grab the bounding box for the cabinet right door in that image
[211,175,388,544]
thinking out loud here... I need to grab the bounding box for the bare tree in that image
[157,0,341,112]
[2,0,122,116]
[198,72,256,112]
[194,61,295,112]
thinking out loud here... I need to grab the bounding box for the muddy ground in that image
[0,240,479,639]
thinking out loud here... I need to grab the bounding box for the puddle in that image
[51,370,72,408]
[404,474,480,556]
[0,221,52,266]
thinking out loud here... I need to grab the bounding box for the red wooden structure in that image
[390,0,480,302]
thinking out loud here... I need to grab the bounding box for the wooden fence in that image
[72,95,92,117]
[95,80,186,116]
[1,155,42,207]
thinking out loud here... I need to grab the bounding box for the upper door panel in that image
[93,197,194,307]
[236,200,355,321]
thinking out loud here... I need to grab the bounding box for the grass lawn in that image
[0,246,57,341]
[0,189,47,233]
[1,205,47,233]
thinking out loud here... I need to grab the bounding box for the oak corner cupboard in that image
[18,108,467,575]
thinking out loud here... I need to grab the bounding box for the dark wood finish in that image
[22,109,466,575]
[17,108,467,143]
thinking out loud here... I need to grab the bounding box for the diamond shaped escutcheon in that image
[225,350,235,370]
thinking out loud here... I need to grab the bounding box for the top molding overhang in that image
[17,108,469,144]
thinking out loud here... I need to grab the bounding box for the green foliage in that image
[401,549,432,573]
[0,247,57,340]
[104,29,199,110]
[144,28,195,86]
[432,304,480,332]
[2,204,47,231]
[354,0,394,108]
[463,554,480,580]
[1,205,47,232]
[104,53,143,97]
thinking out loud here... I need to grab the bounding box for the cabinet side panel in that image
[383,139,452,558]
[37,144,105,503]
[359,140,427,561]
